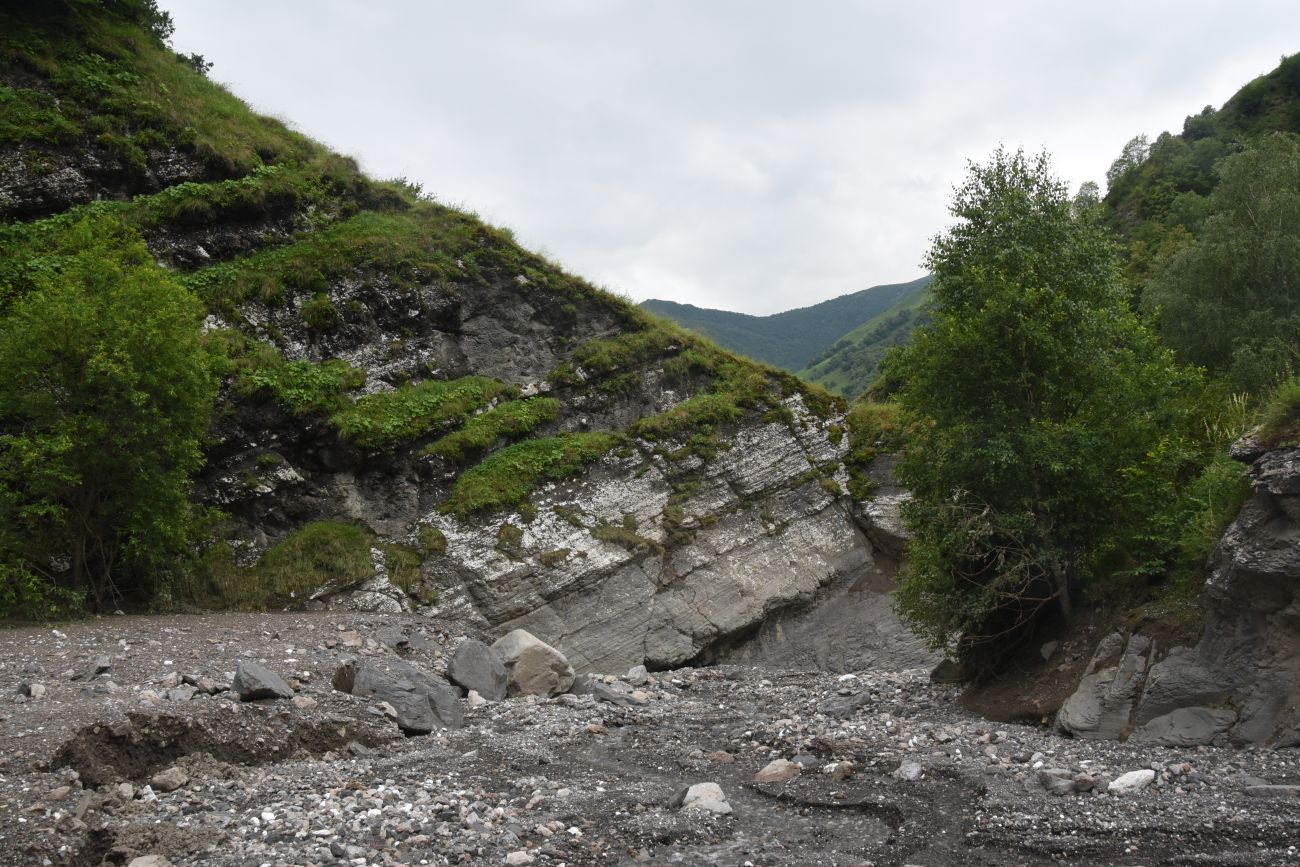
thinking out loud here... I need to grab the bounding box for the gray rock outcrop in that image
[335,658,464,734]
[1057,444,1300,747]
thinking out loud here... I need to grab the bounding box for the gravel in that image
[0,612,1298,865]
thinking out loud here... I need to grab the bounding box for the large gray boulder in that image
[1056,633,1153,740]
[232,661,294,701]
[335,658,463,734]
[447,639,507,701]
[491,629,575,697]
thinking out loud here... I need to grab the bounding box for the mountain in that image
[799,277,931,398]
[640,276,930,372]
[0,1,922,674]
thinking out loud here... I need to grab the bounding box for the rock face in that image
[1058,445,1300,747]
[491,630,575,697]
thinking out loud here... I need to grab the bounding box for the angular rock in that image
[1056,633,1153,740]
[675,782,732,815]
[232,661,294,700]
[447,639,507,701]
[817,689,872,719]
[1109,769,1155,795]
[338,658,463,734]
[149,766,188,793]
[593,682,646,707]
[754,759,801,784]
[72,655,112,682]
[1243,785,1300,799]
[893,760,923,782]
[1037,768,1075,796]
[491,630,575,697]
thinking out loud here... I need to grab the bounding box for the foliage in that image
[423,397,560,463]
[884,148,1198,668]
[230,347,366,416]
[0,216,217,611]
[301,292,339,333]
[1144,133,1300,392]
[843,401,901,500]
[331,376,511,450]
[442,433,622,517]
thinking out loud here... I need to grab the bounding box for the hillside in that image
[1103,52,1300,278]
[0,1,927,676]
[640,275,928,372]
[799,277,931,398]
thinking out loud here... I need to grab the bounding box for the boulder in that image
[754,759,801,784]
[1108,769,1155,795]
[593,682,646,707]
[1131,706,1236,747]
[1056,633,1152,740]
[674,782,732,815]
[149,766,188,793]
[447,639,507,701]
[232,661,294,701]
[336,658,463,734]
[491,630,575,697]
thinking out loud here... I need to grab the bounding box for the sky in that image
[164,1,1298,316]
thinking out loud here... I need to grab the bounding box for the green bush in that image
[331,376,511,450]
[423,397,560,463]
[1257,377,1300,447]
[301,292,339,332]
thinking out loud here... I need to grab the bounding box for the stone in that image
[165,685,197,702]
[831,761,855,782]
[291,695,318,711]
[447,639,508,701]
[116,783,135,800]
[46,785,70,801]
[72,655,112,682]
[709,751,735,764]
[625,664,649,685]
[232,661,294,700]
[128,858,174,867]
[1243,785,1300,799]
[1040,641,1060,661]
[1108,769,1156,795]
[491,630,575,697]
[1131,706,1236,747]
[593,682,646,707]
[1056,633,1153,740]
[754,759,801,783]
[929,659,965,684]
[893,761,923,782]
[505,853,535,866]
[1037,768,1075,796]
[340,658,464,734]
[149,766,188,793]
[676,782,732,815]
[467,689,489,708]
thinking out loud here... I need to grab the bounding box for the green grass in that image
[843,400,902,500]
[423,397,560,463]
[219,334,367,415]
[442,432,623,516]
[1257,377,1300,447]
[332,376,512,450]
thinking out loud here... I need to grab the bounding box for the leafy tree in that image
[0,215,217,612]
[1106,134,1150,189]
[1145,132,1300,392]
[886,148,1196,670]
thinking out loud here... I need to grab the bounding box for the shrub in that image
[423,397,560,463]
[331,376,511,450]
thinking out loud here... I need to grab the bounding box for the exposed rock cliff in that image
[1058,442,1300,747]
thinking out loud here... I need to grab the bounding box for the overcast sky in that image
[165,2,1297,315]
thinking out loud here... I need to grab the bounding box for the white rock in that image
[505,852,534,865]
[681,782,733,815]
[1109,769,1156,794]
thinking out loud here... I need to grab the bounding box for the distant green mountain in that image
[640,276,930,372]
[799,278,932,398]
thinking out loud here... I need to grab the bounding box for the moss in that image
[496,522,524,555]
[762,406,795,425]
[590,521,663,554]
[417,524,447,557]
[827,424,844,446]
[442,432,623,517]
[423,397,560,463]
[383,543,423,595]
[538,548,571,568]
[332,376,512,450]
[230,349,367,416]
[553,505,588,528]
[844,400,902,501]
[819,476,844,497]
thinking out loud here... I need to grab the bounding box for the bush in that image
[0,215,217,611]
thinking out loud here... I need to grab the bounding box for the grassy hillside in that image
[640,276,928,371]
[799,278,931,398]
[0,0,845,615]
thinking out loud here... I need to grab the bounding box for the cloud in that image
[164,0,1299,314]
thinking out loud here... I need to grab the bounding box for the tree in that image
[1144,132,1300,392]
[1106,134,1151,189]
[886,148,1195,670]
[0,215,217,612]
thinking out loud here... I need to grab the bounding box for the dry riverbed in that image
[1,612,1297,866]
